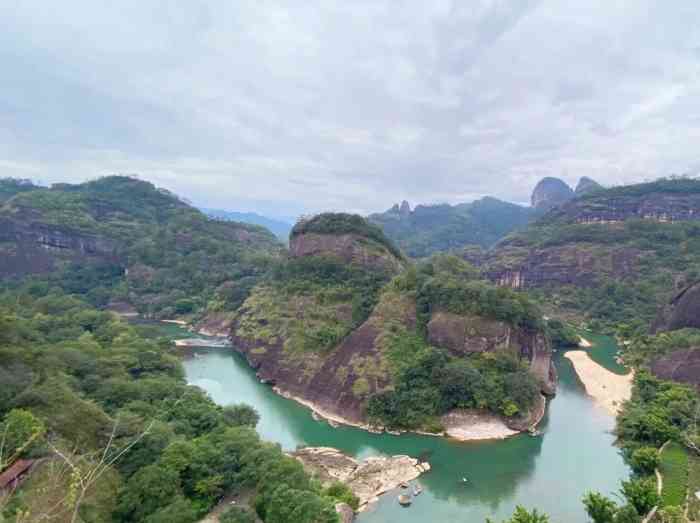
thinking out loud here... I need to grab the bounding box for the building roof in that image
[0,459,34,489]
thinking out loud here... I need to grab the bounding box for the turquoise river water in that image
[175,327,630,522]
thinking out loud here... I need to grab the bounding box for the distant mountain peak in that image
[575,176,603,196]
[531,177,574,211]
[399,200,411,215]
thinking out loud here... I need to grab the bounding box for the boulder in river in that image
[291,447,430,510]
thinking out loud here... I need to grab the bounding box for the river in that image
[174,326,629,522]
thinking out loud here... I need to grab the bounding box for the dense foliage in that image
[369,196,535,258]
[291,212,404,260]
[0,287,342,522]
[0,176,282,317]
[366,255,542,430]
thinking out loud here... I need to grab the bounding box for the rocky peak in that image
[651,280,700,333]
[399,200,411,216]
[530,177,574,211]
[575,176,603,196]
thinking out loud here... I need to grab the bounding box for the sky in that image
[2,1,700,220]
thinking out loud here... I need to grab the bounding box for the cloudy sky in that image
[2,1,700,219]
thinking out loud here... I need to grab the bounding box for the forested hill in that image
[0,176,283,318]
[483,177,700,329]
[368,196,535,258]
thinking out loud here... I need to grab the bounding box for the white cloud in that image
[2,0,700,217]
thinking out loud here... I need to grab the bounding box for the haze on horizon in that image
[2,1,700,219]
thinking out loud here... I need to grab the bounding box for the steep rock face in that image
[575,176,603,196]
[530,177,574,211]
[652,281,700,333]
[651,348,700,389]
[549,191,700,224]
[289,232,404,274]
[484,242,645,290]
[231,290,416,424]
[0,217,119,277]
[427,311,556,395]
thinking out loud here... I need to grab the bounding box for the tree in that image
[629,447,659,476]
[620,478,659,515]
[657,506,684,523]
[0,409,46,469]
[488,506,550,523]
[613,505,640,523]
[116,464,182,522]
[220,506,256,523]
[583,492,617,523]
[222,404,260,428]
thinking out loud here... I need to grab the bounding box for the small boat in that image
[413,485,422,495]
[528,427,542,437]
[397,494,412,506]
[461,477,468,484]
[400,482,409,489]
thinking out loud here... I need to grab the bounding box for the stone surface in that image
[650,348,700,389]
[292,447,429,509]
[652,281,700,333]
[289,232,404,273]
[530,177,574,211]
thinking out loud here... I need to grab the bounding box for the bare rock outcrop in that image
[531,177,574,211]
[575,176,603,196]
[652,281,700,333]
[292,447,430,510]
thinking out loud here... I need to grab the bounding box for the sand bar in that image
[564,350,633,415]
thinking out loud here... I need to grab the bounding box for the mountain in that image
[0,178,38,203]
[231,213,554,434]
[575,176,603,196]
[0,176,283,317]
[483,177,700,326]
[369,196,535,258]
[530,177,575,211]
[203,208,292,241]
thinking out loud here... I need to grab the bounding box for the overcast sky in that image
[2,1,700,219]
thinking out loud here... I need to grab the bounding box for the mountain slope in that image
[203,208,292,241]
[0,176,283,317]
[231,215,554,433]
[483,177,700,327]
[369,196,535,258]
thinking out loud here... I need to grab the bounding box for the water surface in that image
[180,330,629,522]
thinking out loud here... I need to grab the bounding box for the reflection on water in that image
[182,335,629,522]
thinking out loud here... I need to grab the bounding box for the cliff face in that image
[231,289,416,423]
[0,216,119,277]
[486,181,700,296]
[426,311,556,394]
[289,232,404,274]
[575,176,603,196]
[530,177,574,211]
[652,281,700,333]
[651,348,700,389]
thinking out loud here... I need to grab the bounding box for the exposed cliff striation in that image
[0,176,282,317]
[485,178,700,324]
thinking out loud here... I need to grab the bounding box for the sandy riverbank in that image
[564,350,633,415]
[579,336,592,348]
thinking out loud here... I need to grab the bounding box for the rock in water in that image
[531,177,574,211]
[575,176,603,196]
[291,447,430,510]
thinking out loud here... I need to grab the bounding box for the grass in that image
[688,451,700,520]
[659,441,689,507]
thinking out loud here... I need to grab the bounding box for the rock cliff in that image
[651,281,700,333]
[530,177,574,211]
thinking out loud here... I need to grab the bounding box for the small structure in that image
[0,460,35,493]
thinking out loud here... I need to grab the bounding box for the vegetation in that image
[0,176,283,317]
[292,212,404,260]
[369,197,535,258]
[687,452,700,519]
[365,255,542,430]
[489,177,700,328]
[659,442,689,507]
[486,506,550,522]
[0,286,342,522]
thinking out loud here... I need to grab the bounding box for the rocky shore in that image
[291,447,430,511]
